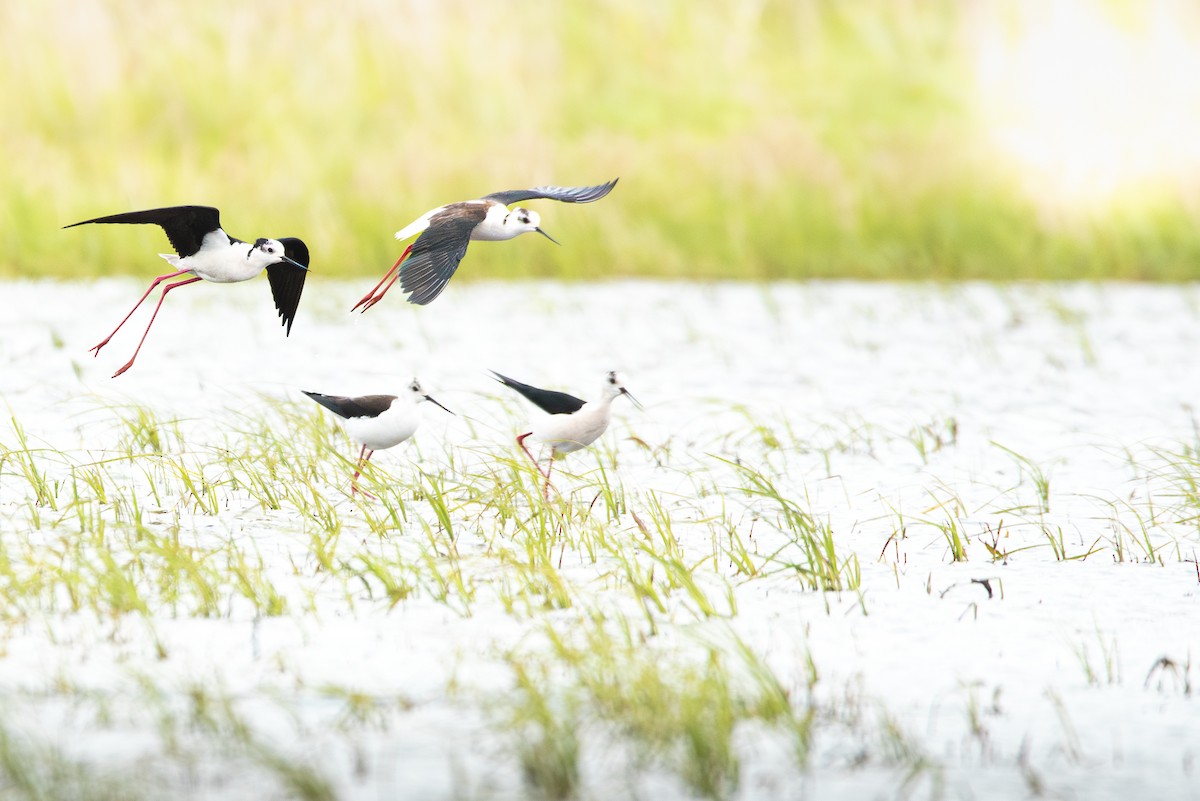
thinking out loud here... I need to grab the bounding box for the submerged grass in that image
[506,618,815,800]
[1,384,1199,796]
[718,456,860,591]
[6,2,1200,281]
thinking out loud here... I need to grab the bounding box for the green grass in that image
[0,393,940,795]
[0,681,338,801]
[2,388,1199,796]
[506,619,815,801]
[5,2,1200,281]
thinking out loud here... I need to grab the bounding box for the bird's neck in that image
[589,394,618,412]
[472,204,525,241]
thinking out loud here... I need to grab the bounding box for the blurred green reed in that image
[3,1,1199,281]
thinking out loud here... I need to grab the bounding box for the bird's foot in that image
[353,294,383,313]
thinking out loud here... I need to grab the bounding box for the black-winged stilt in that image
[303,379,453,497]
[491,370,640,500]
[65,205,310,377]
[352,179,618,310]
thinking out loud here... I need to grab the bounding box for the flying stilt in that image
[491,370,640,500]
[65,205,310,377]
[352,179,618,310]
[303,379,453,498]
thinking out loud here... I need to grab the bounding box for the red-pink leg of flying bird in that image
[351,244,413,312]
[359,269,403,312]
[350,262,399,312]
[110,276,203,377]
[351,445,377,499]
[357,244,413,311]
[90,268,193,357]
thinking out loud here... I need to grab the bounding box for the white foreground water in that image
[0,279,1197,800]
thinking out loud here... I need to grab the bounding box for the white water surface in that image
[0,279,1197,800]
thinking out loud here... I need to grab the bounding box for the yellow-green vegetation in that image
[0,396,867,797]
[1,386,1198,796]
[5,1,1200,281]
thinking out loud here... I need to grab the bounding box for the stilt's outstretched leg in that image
[517,433,549,479]
[111,276,203,377]
[350,259,400,312]
[363,269,403,312]
[352,245,413,312]
[91,268,192,357]
[351,444,369,487]
[351,445,377,499]
[543,455,555,501]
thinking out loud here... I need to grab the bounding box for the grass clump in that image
[505,617,815,800]
[719,457,860,591]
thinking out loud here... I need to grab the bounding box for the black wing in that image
[266,237,309,335]
[64,205,223,258]
[482,179,618,207]
[303,391,397,419]
[399,204,488,305]
[490,371,585,415]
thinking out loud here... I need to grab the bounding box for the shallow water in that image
[1,279,1198,800]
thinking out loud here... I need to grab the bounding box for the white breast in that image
[531,402,612,454]
[344,402,420,451]
[470,203,524,241]
[178,231,262,283]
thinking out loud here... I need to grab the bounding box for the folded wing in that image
[303,391,398,419]
[490,371,586,415]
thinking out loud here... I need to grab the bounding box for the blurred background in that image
[4,0,1200,281]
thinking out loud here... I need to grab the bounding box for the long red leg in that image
[351,446,377,499]
[517,433,548,479]
[111,276,203,377]
[357,244,413,312]
[543,455,556,501]
[350,259,400,312]
[359,269,403,312]
[91,268,193,357]
[351,244,413,312]
[518,432,557,499]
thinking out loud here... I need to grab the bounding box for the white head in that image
[407,378,454,415]
[505,208,560,245]
[601,371,642,408]
[250,237,309,270]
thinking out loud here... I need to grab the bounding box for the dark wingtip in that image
[278,237,311,268]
